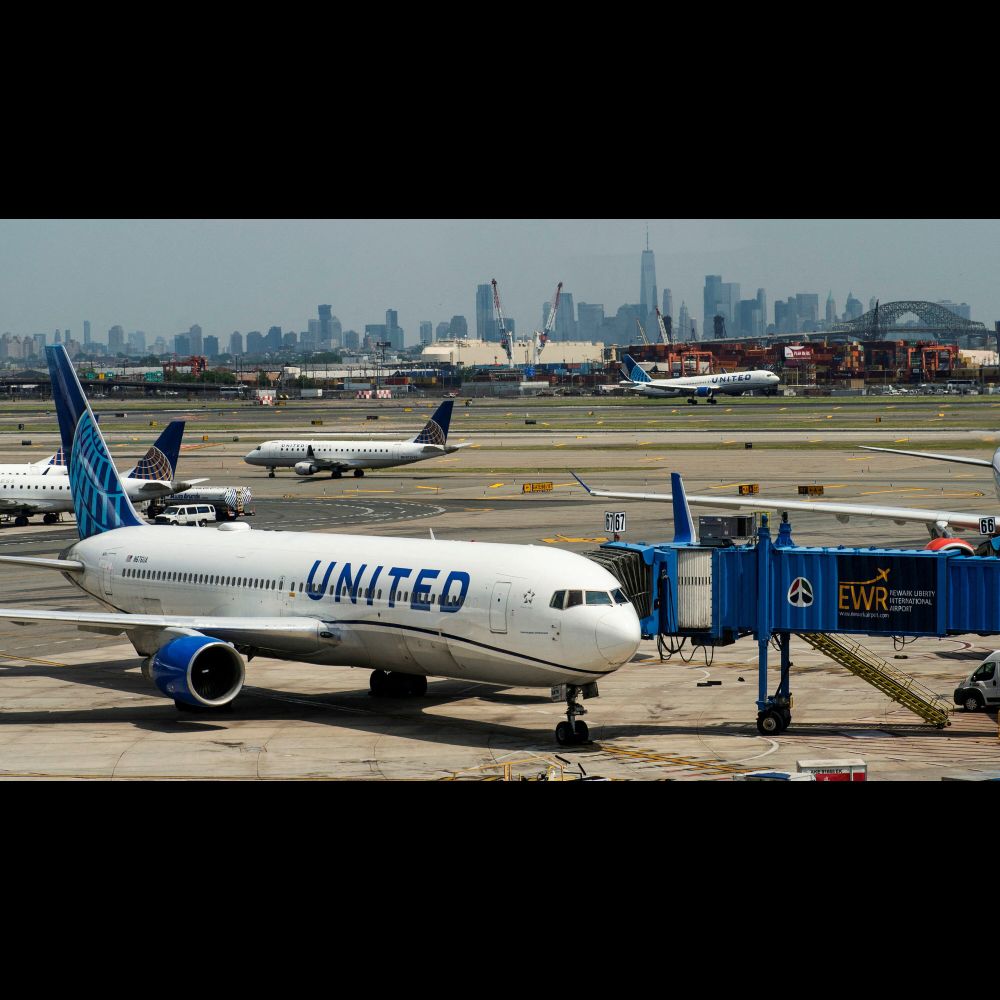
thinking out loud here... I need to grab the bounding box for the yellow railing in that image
[798,632,952,728]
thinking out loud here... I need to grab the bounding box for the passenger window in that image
[566,590,583,608]
[550,590,566,609]
[586,591,613,606]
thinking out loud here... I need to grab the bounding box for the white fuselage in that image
[244,439,458,472]
[624,370,780,397]
[63,527,642,688]
[0,472,177,516]
[0,462,67,477]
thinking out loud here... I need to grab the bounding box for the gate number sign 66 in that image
[980,517,996,535]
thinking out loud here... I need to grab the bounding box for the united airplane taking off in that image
[619,354,780,403]
[0,421,207,525]
[0,347,641,745]
[244,400,468,478]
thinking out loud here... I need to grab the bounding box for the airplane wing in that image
[0,609,337,655]
[859,445,994,468]
[570,473,993,532]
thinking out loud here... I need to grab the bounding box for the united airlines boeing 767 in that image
[0,347,641,745]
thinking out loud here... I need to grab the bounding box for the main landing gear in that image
[331,470,342,478]
[43,513,59,524]
[267,468,276,478]
[353,469,365,478]
[554,683,592,746]
[369,669,428,697]
[14,515,29,527]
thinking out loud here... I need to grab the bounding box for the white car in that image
[153,504,217,526]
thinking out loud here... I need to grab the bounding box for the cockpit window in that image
[611,588,630,605]
[550,590,565,609]
[585,591,613,605]
[565,590,583,608]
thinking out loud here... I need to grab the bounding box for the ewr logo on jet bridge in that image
[787,577,814,608]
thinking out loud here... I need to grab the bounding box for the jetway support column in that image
[753,516,791,736]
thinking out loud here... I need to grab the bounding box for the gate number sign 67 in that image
[606,512,627,534]
[980,517,996,535]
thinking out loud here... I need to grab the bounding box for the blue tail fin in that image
[670,472,696,545]
[45,345,144,539]
[127,420,185,480]
[622,354,652,383]
[413,400,453,444]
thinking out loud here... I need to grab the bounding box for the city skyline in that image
[2,220,999,347]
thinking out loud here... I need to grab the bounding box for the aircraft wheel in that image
[43,513,58,524]
[332,471,342,479]
[268,471,275,478]
[406,674,428,696]
[573,720,590,744]
[354,469,365,478]
[14,515,28,527]
[369,669,391,697]
[555,721,574,745]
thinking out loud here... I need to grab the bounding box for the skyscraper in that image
[826,291,837,324]
[127,331,146,355]
[553,293,576,340]
[703,276,721,341]
[229,331,244,355]
[640,239,657,325]
[108,325,125,354]
[449,316,468,339]
[83,320,91,345]
[419,321,433,346]
[476,284,498,341]
[386,309,404,350]
[577,303,605,342]
[678,302,691,342]
[757,289,768,335]
[318,305,333,347]
[204,335,220,358]
[188,324,203,355]
[436,321,451,341]
[844,292,864,321]
[662,289,673,324]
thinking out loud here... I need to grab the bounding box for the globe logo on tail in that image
[787,576,814,608]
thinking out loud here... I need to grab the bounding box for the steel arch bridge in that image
[833,300,987,340]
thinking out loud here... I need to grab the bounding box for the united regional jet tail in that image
[244,399,470,479]
[0,346,640,745]
[619,354,781,404]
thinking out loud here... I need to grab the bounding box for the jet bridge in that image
[588,473,1000,734]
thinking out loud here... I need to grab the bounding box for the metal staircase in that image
[797,632,953,728]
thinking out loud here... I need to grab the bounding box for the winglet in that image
[670,472,696,544]
[570,471,595,495]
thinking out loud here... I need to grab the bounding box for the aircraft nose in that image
[595,610,641,666]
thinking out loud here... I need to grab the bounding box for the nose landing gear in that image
[553,683,594,746]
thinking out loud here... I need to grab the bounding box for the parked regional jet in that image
[0,421,207,525]
[0,448,68,476]
[619,354,781,403]
[244,400,468,478]
[0,347,641,745]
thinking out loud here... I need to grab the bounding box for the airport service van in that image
[153,504,217,526]
[147,488,255,522]
[954,652,1000,712]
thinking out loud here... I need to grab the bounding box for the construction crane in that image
[635,319,650,347]
[655,307,672,346]
[491,278,513,364]
[538,281,563,356]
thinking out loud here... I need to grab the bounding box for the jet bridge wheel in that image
[756,710,786,735]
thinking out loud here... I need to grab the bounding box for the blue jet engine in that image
[149,635,245,708]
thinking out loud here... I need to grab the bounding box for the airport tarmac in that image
[0,396,998,780]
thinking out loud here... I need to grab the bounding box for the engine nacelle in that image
[294,462,319,476]
[149,635,245,707]
[924,537,976,555]
[694,386,713,398]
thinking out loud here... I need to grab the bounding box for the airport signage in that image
[836,554,937,633]
[144,371,164,382]
[522,482,553,493]
[979,517,996,535]
[739,483,760,496]
[605,512,627,534]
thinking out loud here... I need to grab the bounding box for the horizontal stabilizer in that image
[0,556,84,573]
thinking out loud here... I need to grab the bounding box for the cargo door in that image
[490,582,511,633]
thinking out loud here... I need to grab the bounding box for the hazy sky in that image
[2,219,999,344]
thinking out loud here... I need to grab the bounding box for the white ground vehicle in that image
[954,652,1000,712]
[153,503,217,527]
